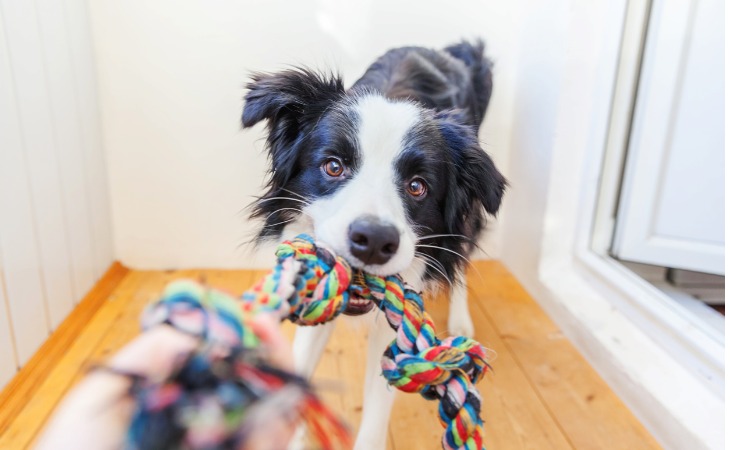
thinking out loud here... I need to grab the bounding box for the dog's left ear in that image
[437,109,506,218]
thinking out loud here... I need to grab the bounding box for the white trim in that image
[522,0,724,448]
[576,252,723,394]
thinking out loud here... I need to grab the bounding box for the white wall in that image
[498,1,569,284]
[87,0,526,269]
[0,0,114,386]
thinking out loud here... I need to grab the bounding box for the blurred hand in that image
[35,314,295,450]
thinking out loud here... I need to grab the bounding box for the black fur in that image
[242,41,506,286]
[394,108,506,282]
[242,69,347,240]
[352,39,493,129]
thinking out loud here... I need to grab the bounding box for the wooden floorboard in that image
[391,294,573,450]
[0,261,660,449]
[471,262,661,450]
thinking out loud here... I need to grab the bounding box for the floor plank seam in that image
[473,293,578,450]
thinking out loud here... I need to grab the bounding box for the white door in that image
[612,0,724,275]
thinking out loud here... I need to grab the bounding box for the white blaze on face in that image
[305,95,421,276]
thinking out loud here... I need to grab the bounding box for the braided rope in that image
[244,234,489,450]
[360,273,487,450]
[138,234,489,450]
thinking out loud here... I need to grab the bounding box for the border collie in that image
[242,40,505,449]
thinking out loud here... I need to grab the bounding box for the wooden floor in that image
[0,261,660,449]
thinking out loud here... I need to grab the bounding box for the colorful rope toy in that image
[129,234,490,450]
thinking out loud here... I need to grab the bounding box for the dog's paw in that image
[448,312,475,338]
[354,437,387,450]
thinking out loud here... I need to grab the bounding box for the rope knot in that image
[241,235,353,325]
[353,265,489,450]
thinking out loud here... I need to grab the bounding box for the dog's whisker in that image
[416,252,453,287]
[415,255,453,289]
[417,233,485,254]
[264,207,303,220]
[417,233,475,243]
[415,243,481,274]
[409,223,434,234]
[415,251,451,280]
[278,187,311,202]
[262,217,298,229]
[270,205,313,219]
[256,196,311,206]
[419,247,484,287]
[415,250,447,269]
[415,244,468,261]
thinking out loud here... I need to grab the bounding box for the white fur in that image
[447,270,474,338]
[292,321,336,377]
[305,95,421,276]
[353,312,397,450]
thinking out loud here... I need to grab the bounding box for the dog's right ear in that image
[242,68,344,138]
[242,68,344,185]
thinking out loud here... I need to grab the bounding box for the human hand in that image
[35,314,295,450]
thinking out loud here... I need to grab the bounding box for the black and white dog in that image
[242,40,505,449]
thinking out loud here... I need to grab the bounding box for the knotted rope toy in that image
[129,234,490,450]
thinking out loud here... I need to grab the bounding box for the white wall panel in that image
[0,0,114,385]
[1,0,75,330]
[0,3,52,364]
[65,0,114,277]
[36,0,97,303]
[0,250,18,387]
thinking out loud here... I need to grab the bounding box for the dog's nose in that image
[348,216,400,265]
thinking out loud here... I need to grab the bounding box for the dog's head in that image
[243,68,505,286]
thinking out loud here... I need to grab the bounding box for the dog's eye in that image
[322,158,345,178]
[406,177,427,198]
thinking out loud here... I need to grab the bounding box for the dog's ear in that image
[242,68,344,128]
[437,109,506,222]
[242,69,344,183]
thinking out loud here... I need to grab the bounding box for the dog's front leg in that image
[288,322,336,450]
[447,269,474,338]
[292,321,336,377]
[354,312,397,450]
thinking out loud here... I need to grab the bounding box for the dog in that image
[242,40,505,449]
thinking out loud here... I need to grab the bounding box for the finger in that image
[248,314,294,371]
